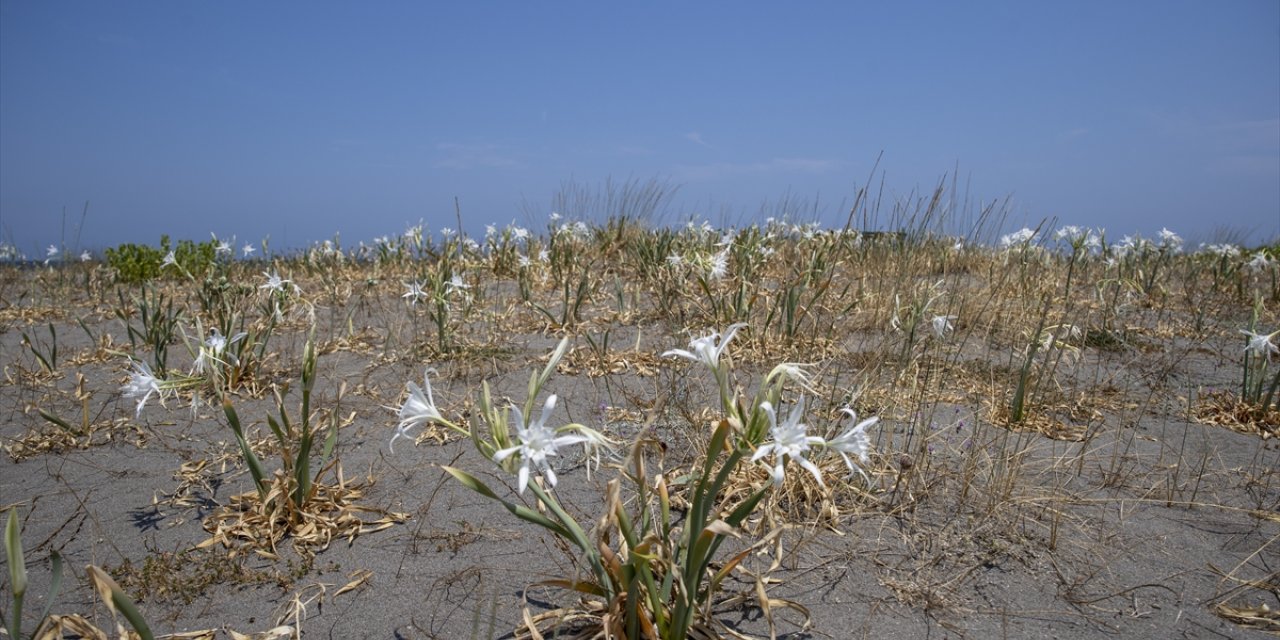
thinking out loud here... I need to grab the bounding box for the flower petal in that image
[517,464,530,495]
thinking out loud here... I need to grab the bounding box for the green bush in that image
[105,236,219,283]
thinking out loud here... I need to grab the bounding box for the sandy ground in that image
[2,264,1278,640]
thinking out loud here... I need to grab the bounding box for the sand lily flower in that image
[390,368,446,453]
[402,280,427,305]
[241,243,256,258]
[1000,228,1036,248]
[161,250,177,268]
[765,362,818,394]
[1241,329,1280,363]
[930,315,956,339]
[708,248,729,280]
[1158,227,1183,251]
[260,270,292,294]
[193,329,246,374]
[1248,252,1273,273]
[492,395,591,494]
[446,274,470,297]
[121,360,162,417]
[1055,225,1083,242]
[828,408,878,480]
[752,398,826,488]
[662,323,746,373]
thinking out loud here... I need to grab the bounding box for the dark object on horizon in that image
[861,230,908,243]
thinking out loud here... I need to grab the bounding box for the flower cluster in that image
[1000,228,1037,248]
[664,323,881,487]
[391,324,881,497]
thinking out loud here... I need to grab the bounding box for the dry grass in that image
[2,215,1278,637]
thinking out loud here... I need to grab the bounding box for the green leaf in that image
[4,510,24,640]
[265,414,286,445]
[223,399,269,498]
[441,467,574,540]
[34,550,63,629]
[5,508,25,597]
[88,566,154,640]
[39,410,81,436]
[320,417,339,463]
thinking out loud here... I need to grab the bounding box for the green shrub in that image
[105,236,218,283]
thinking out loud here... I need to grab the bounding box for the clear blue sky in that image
[2,1,1278,254]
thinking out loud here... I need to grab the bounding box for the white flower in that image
[538,248,550,262]
[215,239,232,256]
[492,395,591,494]
[1158,228,1183,251]
[511,226,530,241]
[241,243,256,257]
[575,427,614,480]
[1205,243,1240,258]
[446,274,470,296]
[1241,329,1280,363]
[193,329,246,374]
[708,248,729,280]
[1247,252,1273,273]
[402,281,427,305]
[260,270,292,294]
[828,408,878,480]
[1112,235,1136,259]
[440,227,455,238]
[390,369,445,453]
[666,253,684,267]
[122,360,162,417]
[517,253,531,268]
[765,362,817,393]
[752,398,826,488]
[662,323,747,373]
[1040,324,1081,353]
[930,315,956,339]
[1055,225,1083,242]
[1000,228,1036,248]
[46,245,58,258]
[79,251,91,262]
[161,251,177,268]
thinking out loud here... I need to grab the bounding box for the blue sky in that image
[2,1,1278,254]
